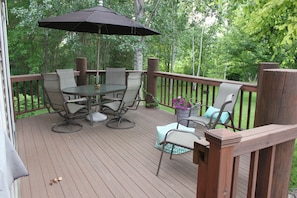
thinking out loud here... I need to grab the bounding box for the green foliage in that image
[221,0,297,69]
[8,0,155,74]
[290,141,297,188]
[291,141,297,188]
[9,0,297,79]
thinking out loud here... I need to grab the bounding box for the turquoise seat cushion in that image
[203,106,230,123]
[155,122,195,154]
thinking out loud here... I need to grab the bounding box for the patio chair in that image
[179,82,242,131]
[156,128,208,176]
[101,67,126,102]
[42,73,88,133]
[101,72,142,129]
[56,69,79,100]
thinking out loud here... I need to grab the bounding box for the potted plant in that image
[144,91,160,108]
[172,96,199,126]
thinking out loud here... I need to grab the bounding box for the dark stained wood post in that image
[76,57,87,86]
[194,141,209,198]
[254,69,297,197]
[145,58,158,108]
[196,129,241,198]
[255,62,279,114]
[256,62,279,90]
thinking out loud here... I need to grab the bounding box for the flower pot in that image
[176,107,199,127]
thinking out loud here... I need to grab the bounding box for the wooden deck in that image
[16,106,249,198]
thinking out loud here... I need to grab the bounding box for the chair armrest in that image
[161,129,207,149]
[102,95,122,101]
[66,97,87,103]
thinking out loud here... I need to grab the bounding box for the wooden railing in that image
[11,70,257,130]
[153,71,257,130]
[11,74,45,116]
[194,124,297,198]
[11,71,81,117]
[10,70,140,117]
[10,61,278,132]
[11,70,255,130]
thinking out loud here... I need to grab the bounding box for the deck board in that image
[16,106,249,198]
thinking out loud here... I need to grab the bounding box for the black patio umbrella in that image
[38,6,160,82]
[38,6,159,122]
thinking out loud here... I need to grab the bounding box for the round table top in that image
[62,84,126,97]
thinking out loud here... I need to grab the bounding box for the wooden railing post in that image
[76,57,87,86]
[195,129,241,198]
[145,58,158,108]
[256,62,279,91]
[254,69,297,197]
[255,62,279,117]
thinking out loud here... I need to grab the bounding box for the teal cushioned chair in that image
[178,82,242,132]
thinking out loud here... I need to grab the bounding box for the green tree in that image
[221,0,297,69]
[8,0,159,74]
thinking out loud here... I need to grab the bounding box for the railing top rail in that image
[85,69,146,73]
[11,71,81,83]
[11,74,42,83]
[11,70,255,89]
[233,124,297,156]
[154,71,257,92]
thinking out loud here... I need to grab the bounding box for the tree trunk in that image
[134,0,144,70]
[134,40,143,70]
[197,25,204,77]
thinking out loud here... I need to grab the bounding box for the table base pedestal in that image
[87,112,107,122]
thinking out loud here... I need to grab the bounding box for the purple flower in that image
[172,96,193,110]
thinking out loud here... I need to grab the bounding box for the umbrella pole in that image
[92,26,107,121]
[96,27,101,84]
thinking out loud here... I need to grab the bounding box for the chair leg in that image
[170,144,175,159]
[230,118,236,132]
[156,143,166,176]
[51,118,83,133]
[106,116,135,129]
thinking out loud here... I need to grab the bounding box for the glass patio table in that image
[62,84,126,125]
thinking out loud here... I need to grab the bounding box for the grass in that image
[291,140,297,188]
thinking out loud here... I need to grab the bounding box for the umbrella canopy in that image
[38,6,160,83]
[38,6,160,36]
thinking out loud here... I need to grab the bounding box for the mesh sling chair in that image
[156,129,208,176]
[101,72,142,129]
[178,82,242,132]
[42,73,88,133]
[101,67,126,102]
[56,69,84,100]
